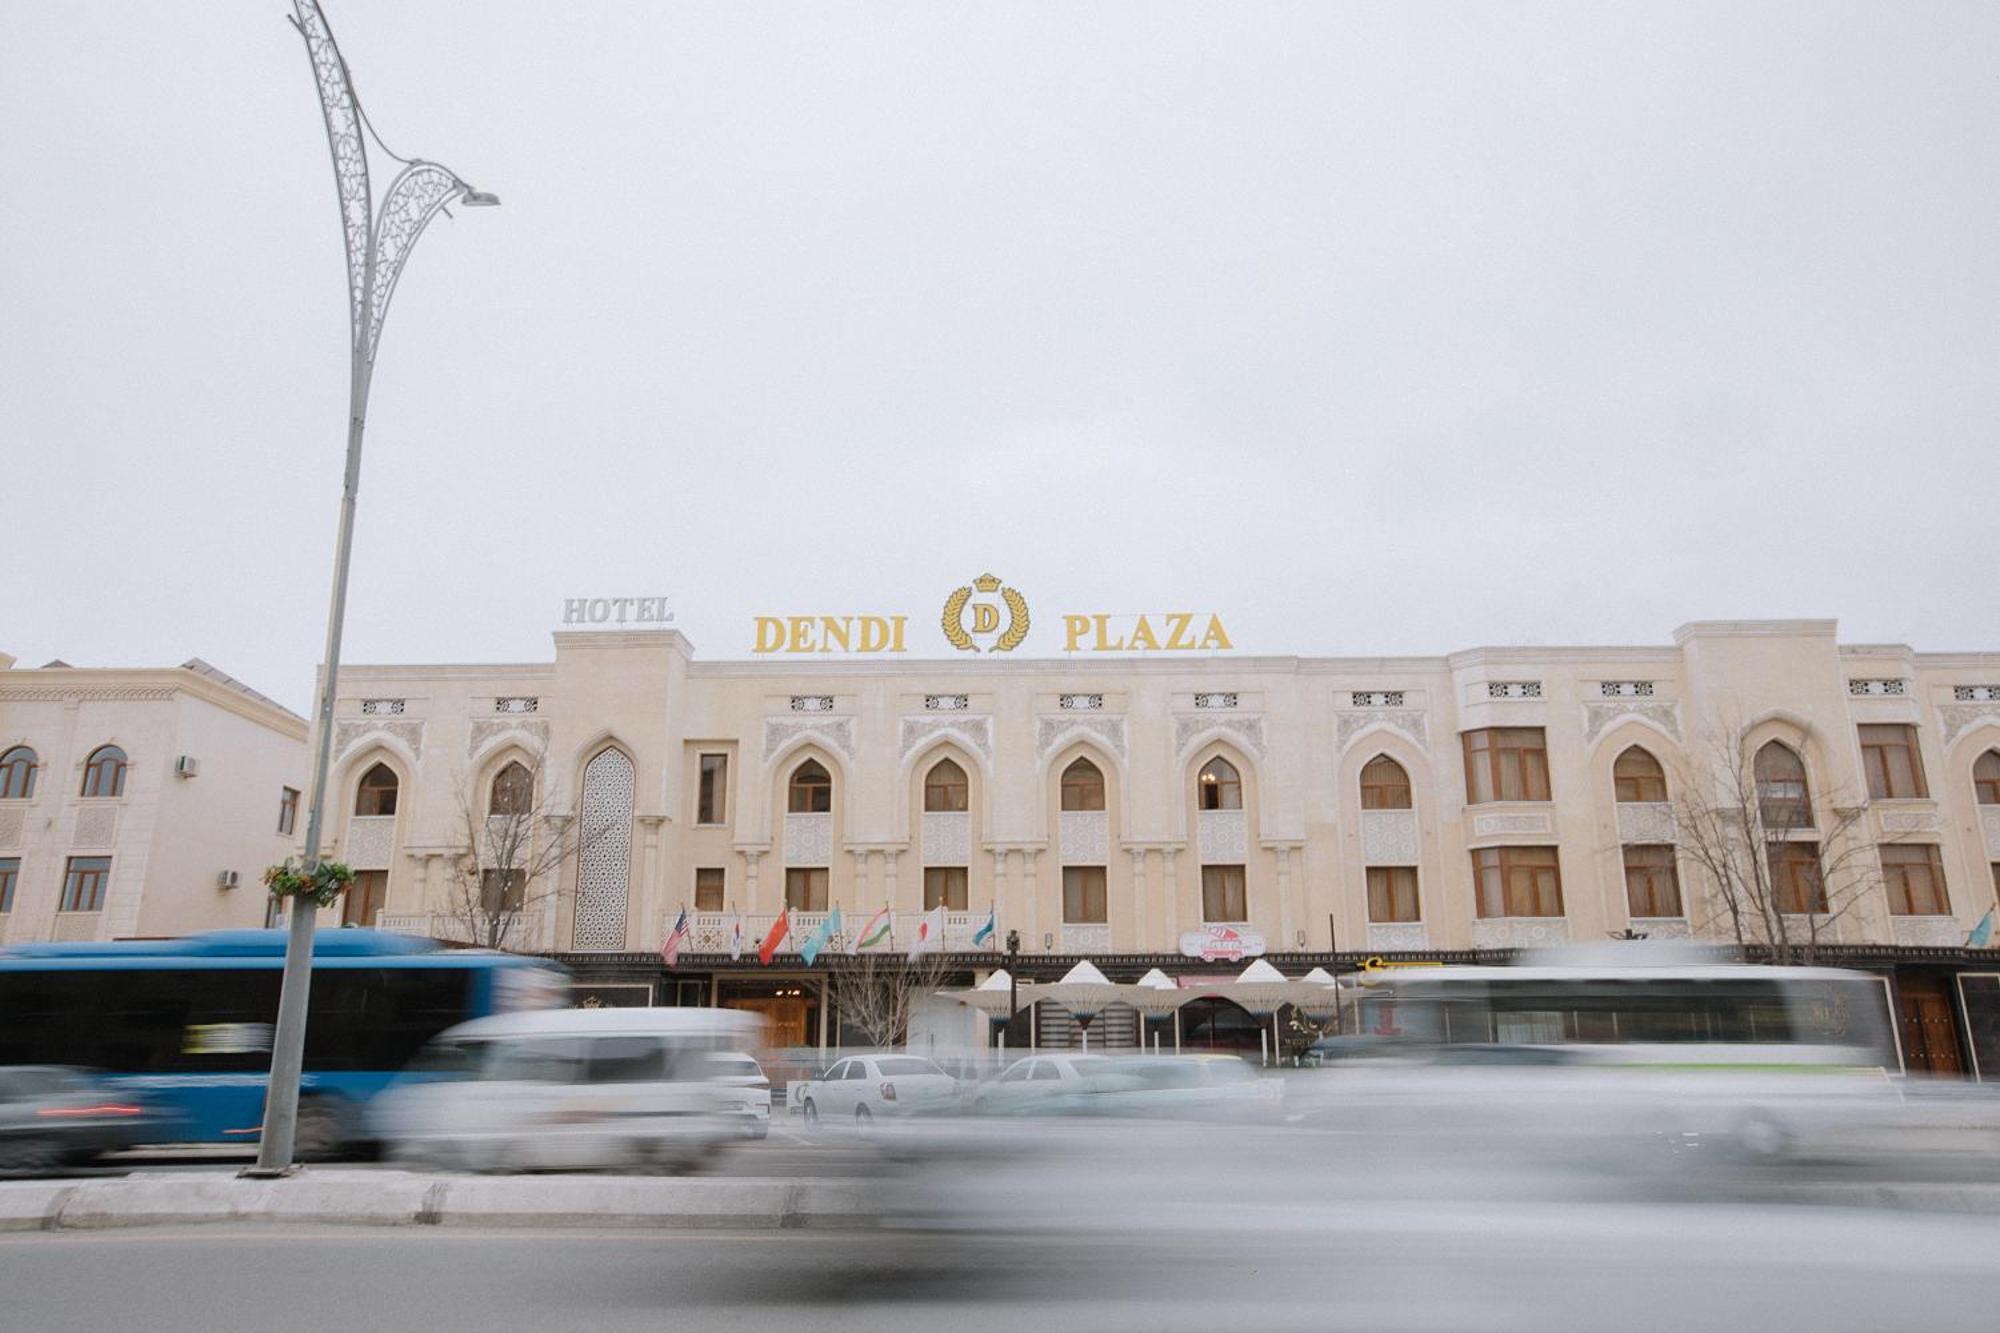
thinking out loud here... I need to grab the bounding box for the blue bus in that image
[0,929,566,1156]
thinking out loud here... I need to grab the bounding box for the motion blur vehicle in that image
[702,1051,772,1139]
[965,1053,1111,1115]
[0,930,566,1158]
[0,1067,167,1172]
[372,1007,763,1172]
[792,1054,959,1124]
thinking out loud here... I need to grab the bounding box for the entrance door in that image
[1898,976,1965,1076]
[729,996,811,1048]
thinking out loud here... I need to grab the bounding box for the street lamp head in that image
[459,188,501,207]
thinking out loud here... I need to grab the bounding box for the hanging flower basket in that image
[262,859,355,909]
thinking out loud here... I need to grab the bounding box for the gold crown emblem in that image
[972,573,1002,594]
[942,574,1029,652]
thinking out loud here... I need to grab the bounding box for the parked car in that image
[792,1054,960,1124]
[966,1054,1113,1115]
[370,1007,762,1172]
[702,1051,772,1139]
[0,1066,165,1172]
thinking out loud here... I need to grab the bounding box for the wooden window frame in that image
[61,856,112,912]
[0,857,18,914]
[784,866,829,911]
[787,761,832,814]
[1060,759,1106,812]
[342,869,388,926]
[489,762,533,818]
[0,747,36,800]
[277,786,300,836]
[1461,729,1551,805]
[1621,845,1682,918]
[81,746,127,799]
[694,867,725,912]
[1365,866,1420,922]
[1754,743,1813,830]
[1359,756,1413,811]
[1612,747,1668,804]
[1975,751,2000,806]
[1471,846,1564,917]
[696,753,728,826]
[355,763,399,817]
[1197,758,1243,812]
[923,760,969,813]
[1063,865,1108,923]
[1766,841,1828,914]
[479,868,526,914]
[1200,864,1248,922]
[1881,844,1949,916]
[923,865,969,911]
[1859,725,1928,801]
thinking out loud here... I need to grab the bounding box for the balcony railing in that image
[687,910,994,956]
[377,911,550,953]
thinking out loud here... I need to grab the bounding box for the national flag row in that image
[661,904,996,967]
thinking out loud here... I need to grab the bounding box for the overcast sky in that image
[5,2,1996,713]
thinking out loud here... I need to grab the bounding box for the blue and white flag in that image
[971,907,995,948]
[1969,910,1994,949]
[800,906,843,967]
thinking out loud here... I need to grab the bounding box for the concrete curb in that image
[0,1171,876,1233]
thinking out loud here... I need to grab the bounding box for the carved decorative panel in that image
[0,807,23,848]
[1630,917,1692,941]
[922,811,970,865]
[1360,810,1419,864]
[1891,917,1964,948]
[1174,713,1266,758]
[1198,809,1247,861]
[1059,811,1109,864]
[1471,810,1554,837]
[1367,923,1430,951]
[334,719,424,762]
[785,812,833,866]
[572,748,634,950]
[73,805,118,849]
[1037,714,1127,761]
[467,718,548,756]
[763,716,854,762]
[900,715,991,763]
[1471,917,1570,949]
[342,815,395,870]
[1335,710,1427,751]
[1582,701,1682,745]
[1061,923,1112,953]
[1616,802,1677,844]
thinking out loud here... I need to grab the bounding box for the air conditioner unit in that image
[216,869,240,890]
[174,755,200,778]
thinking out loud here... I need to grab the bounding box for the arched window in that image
[1060,758,1106,812]
[1197,757,1242,811]
[80,745,127,799]
[788,758,832,814]
[1359,755,1412,810]
[1974,750,2000,806]
[1754,741,1811,829]
[922,758,968,813]
[0,746,36,800]
[1613,746,1668,803]
[490,761,533,817]
[355,762,399,817]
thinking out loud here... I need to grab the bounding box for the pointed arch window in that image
[0,746,36,800]
[1359,755,1412,810]
[1612,747,1668,803]
[355,762,399,817]
[1197,757,1242,811]
[1976,750,2000,806]
[923,758,968,813]
[1754,742,1811,830]
[81,746,127,799]
[788,759,832,814]
[1060,758,1105,812]
[490,761,533,817]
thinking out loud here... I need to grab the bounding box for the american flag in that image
[662,905,690,967]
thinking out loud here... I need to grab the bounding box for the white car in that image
[702,1051,772,1139]
[371,1007,762,1172]
[967,1054,1113,1115]
[794,1055,960,1124]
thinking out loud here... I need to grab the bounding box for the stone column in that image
[637,815,666,949]
[742,849,764,914]
[1273,844,1295,949]
[990,848,1011,940]
[883,849,902,912]
[1128,847,1150,953]
[1162,845,1182,940]
[1021,848,1042,950]
[848,847,873,914]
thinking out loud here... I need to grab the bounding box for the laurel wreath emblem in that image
[941,579,1029,652]
[941,585,975,651]
[996,587,1030,651]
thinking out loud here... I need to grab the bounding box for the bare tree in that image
[1668,716,1894,967]
[824,948,959,1049]
[442,749,603,951]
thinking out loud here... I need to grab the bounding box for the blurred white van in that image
[371,1007,764,1173]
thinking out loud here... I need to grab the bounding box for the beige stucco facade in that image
[0,653,308,943]
[312,620,2000,963]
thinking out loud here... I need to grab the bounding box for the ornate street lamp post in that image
[249,0,498,1176]
[1005,929,1021,1048]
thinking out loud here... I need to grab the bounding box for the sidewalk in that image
[0,1170,875,1232]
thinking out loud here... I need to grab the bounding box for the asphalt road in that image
[6,1205,2000,1333]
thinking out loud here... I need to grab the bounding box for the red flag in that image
[757,908,790,966]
